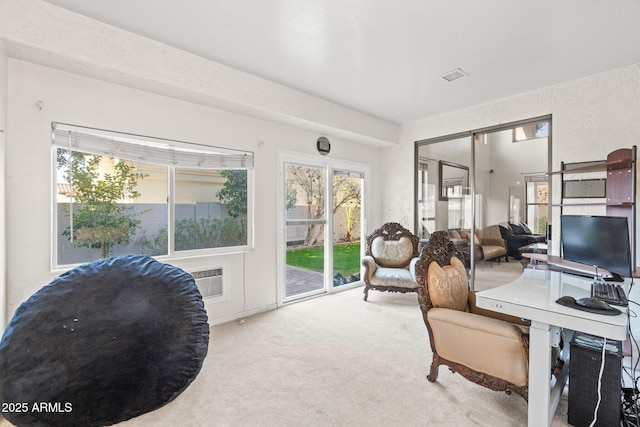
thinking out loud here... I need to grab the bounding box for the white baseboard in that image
[207,303,278,327]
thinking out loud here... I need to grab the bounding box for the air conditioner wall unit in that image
[191,268,223,299]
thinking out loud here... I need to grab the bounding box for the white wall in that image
[4,59,382,326]
[385,63,640,260]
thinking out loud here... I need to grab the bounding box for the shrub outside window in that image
[53,123,253,268]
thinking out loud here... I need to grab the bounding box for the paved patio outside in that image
[286,265,324,296]
[286,265,360,297]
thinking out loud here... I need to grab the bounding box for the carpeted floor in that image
[1,262,570,426]
[117,285,568,427]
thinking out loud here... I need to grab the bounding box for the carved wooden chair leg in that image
[427,360,439,382]
[363,287,369,301]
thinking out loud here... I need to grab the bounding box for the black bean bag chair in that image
[0,255,209,427]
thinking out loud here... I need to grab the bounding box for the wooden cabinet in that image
[605,149,635,207]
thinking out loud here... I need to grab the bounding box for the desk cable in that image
[623,280,640,426]
[589,337,607,427]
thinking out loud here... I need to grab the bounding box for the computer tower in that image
[568,333,622,427]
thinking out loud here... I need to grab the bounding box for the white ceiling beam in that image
[0,0,399,147]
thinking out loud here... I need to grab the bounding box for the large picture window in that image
[53,123,253,268]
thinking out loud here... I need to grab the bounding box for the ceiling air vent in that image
[441,68,468,82]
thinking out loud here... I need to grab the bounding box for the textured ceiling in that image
[41,0,640,124]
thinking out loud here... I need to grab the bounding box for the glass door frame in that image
[277,150,370,306]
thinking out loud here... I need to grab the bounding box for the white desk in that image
[475,269,629,427]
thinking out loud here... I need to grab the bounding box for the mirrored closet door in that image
[415,117,551,290]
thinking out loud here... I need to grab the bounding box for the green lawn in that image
[287,243,360,276]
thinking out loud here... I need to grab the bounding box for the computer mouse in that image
[576,297,614,311]
[556,295,576,305]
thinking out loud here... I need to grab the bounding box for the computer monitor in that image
[560,215,632,281]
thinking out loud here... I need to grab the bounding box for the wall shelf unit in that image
[553,146,637,267]
[548,156,634,176]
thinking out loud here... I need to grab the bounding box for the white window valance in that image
[52,123,254,169]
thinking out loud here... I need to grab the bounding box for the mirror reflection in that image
[416,136,470,241]
[439,161,469,201]
[416,119,550,291]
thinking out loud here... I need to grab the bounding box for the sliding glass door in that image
[280,153,366,304]
[284,162,327,299]
[331,170,363,289]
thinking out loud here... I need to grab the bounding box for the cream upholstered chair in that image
[361,222,420,301]
[412,231,530,398]
[460,225,508,262]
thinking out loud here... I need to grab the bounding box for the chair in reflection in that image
[459,225,508,262]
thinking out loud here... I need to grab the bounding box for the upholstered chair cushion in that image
[427,257,468,311]
[474,231,483,244]
[460,229,482,244]
[371,236,414,268]
[449,230,461,239]
[509,223,527,235]
[498,224,513,239]
[520,223,533,234]
[369,267,418,288]
[426,309,529,387]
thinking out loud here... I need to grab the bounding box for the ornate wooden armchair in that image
[361,222,420,301]
[412,231,530,399]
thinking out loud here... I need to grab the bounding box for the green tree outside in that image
[60,151,147,258]
[216,170,247,218]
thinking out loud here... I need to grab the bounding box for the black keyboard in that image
[591,282,628,307]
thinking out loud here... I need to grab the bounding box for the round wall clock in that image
[317,137,331,155]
